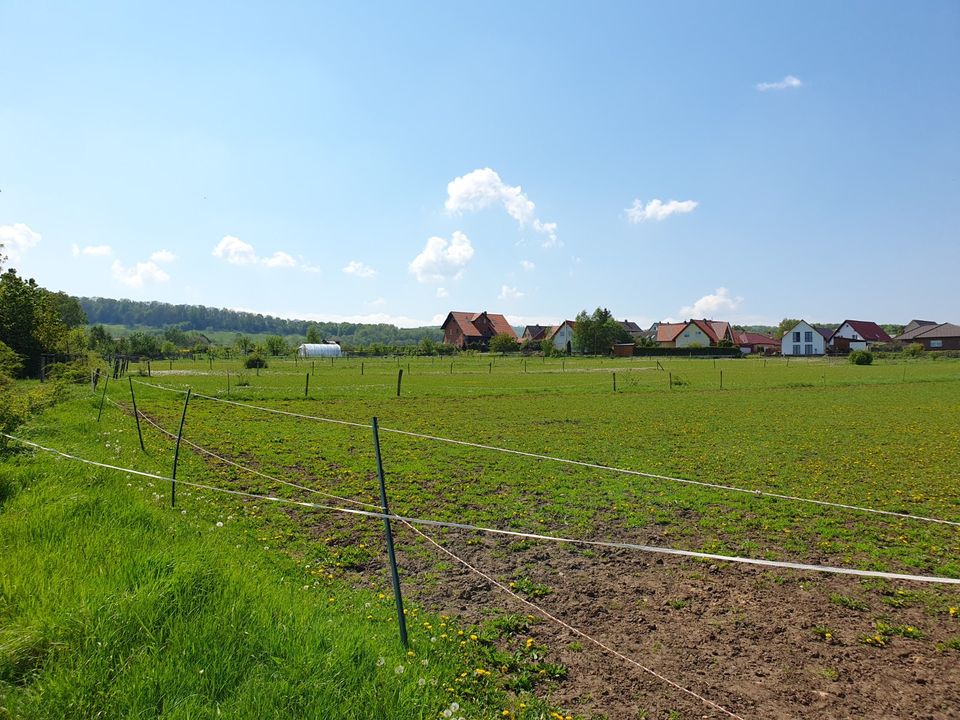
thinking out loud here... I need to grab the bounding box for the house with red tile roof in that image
[736,331,779,355]
[441,311,517,350]
[656,319,735,348]
[829,320,892,352]
[544,320,577,353]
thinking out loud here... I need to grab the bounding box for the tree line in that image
[78,297,442,346]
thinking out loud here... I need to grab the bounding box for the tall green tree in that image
[306,324,322,343]
[264,335,287,356]
[572,308,630,355]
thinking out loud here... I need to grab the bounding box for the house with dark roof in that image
[441,311,517,350]
[618,320,644,339]
[521,325,549,343]
[656,319,735,348]
[895,322,960,350]
[900,320,938,337]
[829,320,892,352]
[781,320,829,356]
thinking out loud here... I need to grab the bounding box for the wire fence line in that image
[5,432,959,587]
[104,395,380,510]
[132,379,960,529]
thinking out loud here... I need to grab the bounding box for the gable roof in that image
[708,321,733,342]
[736,332,778,346]
[655,322,687,343]
[902,319,937,335]
[655,319,724,343]
[619,320,643,333]
[833,320,892,343]
[909,322,960,339]
[895,322,944,341]
[522,324,548,341]
[442,311,517,339]
[545,320,576,341]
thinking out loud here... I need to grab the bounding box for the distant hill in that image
[77,297,442,346]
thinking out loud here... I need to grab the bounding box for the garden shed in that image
[297,343,342,358]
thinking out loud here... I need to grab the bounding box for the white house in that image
[546,320,576,353]
[781,321,827,356]
[297,343,342,358]
[830,320,892,352]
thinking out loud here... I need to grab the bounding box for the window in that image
[805,344,813,355]
[931,340,943,348]
[793,331,801,342]
[804,331,812,342]
[792,344,801,355]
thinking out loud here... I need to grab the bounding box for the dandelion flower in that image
[394,665,404,675]
[376,657,385,667]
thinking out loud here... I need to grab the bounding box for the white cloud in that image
[212,235,301,269]
[343,260,377,278]
[0,223,41,263]
[626,198,699,223]
[520,259,535,271]
[679,287,743,318]
[445,168,559,247]
[262,251,296,268]
[71,243,113,257]
[368,297,386,307]
[111,260,170,288]
[212,236,257,265]
[498,285,524,300]
[150,249,176,263]
[756,75,802,92]
[409,230,474,283]
[436,287,449,298]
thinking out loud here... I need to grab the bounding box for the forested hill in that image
[77,297,442,344]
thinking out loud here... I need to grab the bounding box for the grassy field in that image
[3,353,960,718]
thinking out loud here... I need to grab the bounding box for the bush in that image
[0,341,23,377]
[44,361,89,384]
[904,343,924,358]
[244,354,267,369]
[849,350,874,365]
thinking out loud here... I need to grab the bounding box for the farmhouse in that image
[899,319,938,336]
[781,321,828,356]
[618,320,644,340]
[521,324,549,343]
[656,319,734,348]
[297,342,342,358]
[544,320,576,353]
[829,320,892,352]
[895,322,960,350]
[441,311,517,350]
[736,331,778,355]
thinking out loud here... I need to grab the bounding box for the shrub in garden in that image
[849,350,873,365]
[244,354,267,369]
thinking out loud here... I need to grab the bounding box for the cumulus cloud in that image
[520,259,535,271]
[368,297,386,307]
[0,223,41,263]
[498,285,524,300]
[756,75,802,92]
[409,230,474,283]
[626,198,699,223]
[212,236,300,269]
[679,287,743,318]
[436,287,449,298]
[445,168,559,247]
[343,260,377,278]
[71,243,113,257]
[111,260,170,288]
[150,249,176,263]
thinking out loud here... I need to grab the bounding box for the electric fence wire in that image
[4,433,958,586]
[132,379,960,529]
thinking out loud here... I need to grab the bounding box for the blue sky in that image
[2,1,958,328]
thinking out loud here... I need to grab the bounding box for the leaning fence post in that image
[371,416,408,648]
[128,376,145,452]
[96,375,110,422]
[396,368,403,397]
[171,389,192,508]
[305,372,310,397]
[613,372,616,392]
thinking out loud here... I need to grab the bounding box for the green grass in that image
[0,386,567,719]
[4,353,960,717]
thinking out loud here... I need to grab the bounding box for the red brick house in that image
[441,311,517,350]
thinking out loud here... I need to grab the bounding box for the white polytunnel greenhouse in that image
[297,343,342,358]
